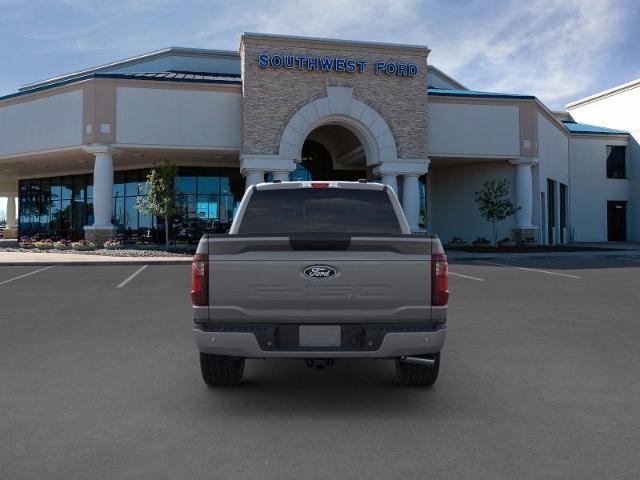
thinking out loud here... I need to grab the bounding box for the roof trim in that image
[241,32,430,55]
[1,72,242,103]
[427,65,467,90]
[428,88,535,100]
[562,121,628,135]
[565,77,640,109]
[19,46,240,92]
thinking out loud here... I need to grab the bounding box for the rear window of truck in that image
[237,188,402,234]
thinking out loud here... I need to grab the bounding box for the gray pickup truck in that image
[191,180,448,387]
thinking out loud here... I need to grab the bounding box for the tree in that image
[474,179,520,246]
[135,161,178,251]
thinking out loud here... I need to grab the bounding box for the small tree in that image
[136,161,178,251]
[474,179,520,246]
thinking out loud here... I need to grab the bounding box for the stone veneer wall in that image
[240,36,429,160]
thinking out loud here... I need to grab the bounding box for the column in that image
[381,174,398,195]
[509,158,538,241]
[510,158,536,228]
[244,170,265,189]
[6,195,16,229]
[84,145,117,245]
[402,174,420,232]
[272,171,290,182]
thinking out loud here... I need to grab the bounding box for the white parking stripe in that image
[0,266,52,286]
[624,258,640,262]
[117,265,148,289]
[475,260,581,279]
[449,271,485,282]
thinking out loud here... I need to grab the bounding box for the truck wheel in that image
[395,353,440,387]
[200,353,245,387]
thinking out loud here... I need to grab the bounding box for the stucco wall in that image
[241,37,428,159]
[429,161,517,243]
[568,136,630,242]
[427,102,520,157]
[0,90,83,156]
[116,87,242,148]
[568,86,639,241]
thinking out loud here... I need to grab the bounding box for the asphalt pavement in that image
[1,257,640,479]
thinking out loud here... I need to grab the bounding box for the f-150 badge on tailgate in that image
[303,265,337,279]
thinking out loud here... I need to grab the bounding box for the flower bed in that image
[70,240,96,251]
[103,238,123,250]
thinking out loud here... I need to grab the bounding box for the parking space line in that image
[0,266,52,286]
[449,271,484,282]
[624,258,640,263]
[475,260,581,279]
[117,265,148,289]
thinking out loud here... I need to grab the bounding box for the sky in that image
[1,0,640,218]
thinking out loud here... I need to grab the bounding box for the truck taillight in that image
[431,254,449,306]
[191,254,209,306]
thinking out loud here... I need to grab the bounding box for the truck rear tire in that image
[395,353,440,387]
[200,353,245,387]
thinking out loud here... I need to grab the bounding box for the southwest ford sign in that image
[257,54,418,77]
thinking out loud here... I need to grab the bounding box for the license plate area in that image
[299,325,342,347]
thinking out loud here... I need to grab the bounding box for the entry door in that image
[547,180,556,245]
[607,201,627,241]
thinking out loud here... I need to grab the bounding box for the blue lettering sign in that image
[320,57,335,71]
[256,54,417,78]
[346,59,356,73]
[283,55,294,69]
[258,54,269,68]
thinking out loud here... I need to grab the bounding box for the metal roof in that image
[0,71,242,103]
[428,87,536,100]
[562,121,628,135]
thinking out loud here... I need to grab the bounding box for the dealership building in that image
[0,33,637,245]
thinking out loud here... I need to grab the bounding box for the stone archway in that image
[278,86,398,167]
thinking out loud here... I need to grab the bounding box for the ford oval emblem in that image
[303,265,337,279]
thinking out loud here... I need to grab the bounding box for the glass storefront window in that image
[18,166,244,244]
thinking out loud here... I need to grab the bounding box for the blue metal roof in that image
[428,87,535,100]
[0,71,242,102]
[562,121,628,135]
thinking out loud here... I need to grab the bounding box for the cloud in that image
[1,0,636,109]
[425,0,632,107]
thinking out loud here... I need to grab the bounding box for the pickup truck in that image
[191,180,448,387]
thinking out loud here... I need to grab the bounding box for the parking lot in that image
[1,256,640,479]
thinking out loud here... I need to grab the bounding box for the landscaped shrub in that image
[497,237,515,247]
[19,236,34,249]
[472,237,491,246]
[448,236,466,246]
[103,238,122,250]
[33,239,54,250]
[54,239,72,250]
[71,240,96,251]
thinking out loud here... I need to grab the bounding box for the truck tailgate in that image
[203,235,434,323]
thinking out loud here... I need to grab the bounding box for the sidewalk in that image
[446,249,640,261]
[0,251,192,266]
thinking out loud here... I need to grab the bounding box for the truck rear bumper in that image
[194,325,446,358]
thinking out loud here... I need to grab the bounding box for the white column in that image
[272,171,290,182]
[381,174,398,195]
[510,158,537,229]
[244,170,265,189]
[6,195,16,229]
[92,152,115,227]
[402,174,420,232]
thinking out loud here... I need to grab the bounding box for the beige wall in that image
[0,90,83,157]
[240,35,429,159]
[115,87,242,149]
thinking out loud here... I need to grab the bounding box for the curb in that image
[0,259,192,266]
[447,251,640,261]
